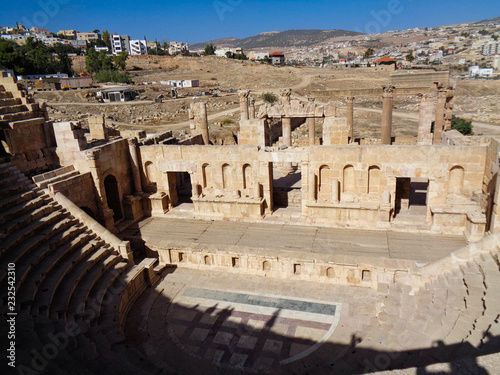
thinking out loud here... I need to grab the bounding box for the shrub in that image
[261,92,278,104]
[222,118,235,125]
[94,70,133,84]
[451,116,473,135]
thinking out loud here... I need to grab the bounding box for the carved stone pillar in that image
[433,82,447,145]
[417,93,434,145]
[307,118,315,146]
[128,138,143,195]
[332,179,340,203]
[282,117,292,147]
[239,90,250,121]
[280,88,292,106]
[381,85,395,145]
[249,98,256,120]
[309,172,316,201]
[444,88,455,131]
[346,96,355,142]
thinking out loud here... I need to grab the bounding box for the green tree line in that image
[0,37,76,75]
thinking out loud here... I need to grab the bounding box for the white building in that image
[111,34,130,55]
[483,41,500,56]
[215,47,243,57]
[169,41,188,55]
[129,40,147,55]
[160,79,199,88]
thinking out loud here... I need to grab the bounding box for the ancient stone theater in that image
[1,71,500,374]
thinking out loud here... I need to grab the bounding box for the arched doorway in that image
[104,175,123,221]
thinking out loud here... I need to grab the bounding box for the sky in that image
[1,0,499,44]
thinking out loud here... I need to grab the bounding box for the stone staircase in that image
[0,160,161,375]
[0,84,45,129]
[339,232,500,373]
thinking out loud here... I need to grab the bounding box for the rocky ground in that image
[31,55,499,143]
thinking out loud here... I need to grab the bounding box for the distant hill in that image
[476,16,500,24]
[190,29,364,51]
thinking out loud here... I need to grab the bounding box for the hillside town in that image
[1,17,500,77]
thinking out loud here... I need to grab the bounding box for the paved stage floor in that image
[124,217,468,263]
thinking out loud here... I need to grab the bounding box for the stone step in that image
[0,103,27,115]
[0,171,23,188]
[0,110,36,122]
[0,91,13,99]
[67,255,123,323]
[0,209,69,265]
[84,261,130,325]
[33,237,105,316]
[0,190,42,217]
[0,194,47,225]
[0,200,58,240]
[50,247,113,319]
[33,165,75,186]
[0,215,76,288]
[0,164,18,179]
[15,226,89,307]
[0,180,36,200]
[35,170,81,189]
[0,97,22,107]
[7,116,46,129]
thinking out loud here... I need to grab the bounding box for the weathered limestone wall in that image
[238,119,266,146]
[138,142,489,235]
[390,70,450,86]
[53,122,88,166]
[1,74,58,176]
[322,117,350,145]
[139,145,272,218]
[152,242,417,290]
[48,172,99,218]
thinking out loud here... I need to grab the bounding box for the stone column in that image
[282,117,293,171]
[198,102,209,145]
[381,85,395,145]
[417,93,434,145]
[249,98,256,120]
[346,96,355,142]
[307,117,315,146]
[280,88,292,106]
[127,138,143,194]
[433,83,447,145]
[332,179,340,203]
[444,88,455,131]
[309,172,316,201]
[282,117,292,147]
[239,90,250,121]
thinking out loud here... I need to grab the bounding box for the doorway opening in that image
[395,177,428,221]
[176,172,193,204]
[104,175,123,222]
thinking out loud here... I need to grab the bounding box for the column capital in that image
[346,96,355,103]
[382,85,395,98]
[85,149,100,161]
[238,89,250,102]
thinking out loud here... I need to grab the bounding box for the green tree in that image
[479,29,489,36]
[53,43,74,75]
[364,48,374,58]
[101,30,111,49]
[225,51,234,58]
[261,92,278,104]
[204,43,216,55]
[113,51,128,71]
[0,39,24,74]
[451,116,473,135]
[406,54,415,62]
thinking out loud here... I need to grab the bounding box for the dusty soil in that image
[33,55,500,141]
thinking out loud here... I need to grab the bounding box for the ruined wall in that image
[1,74,58,176]
[139,145,272,219]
